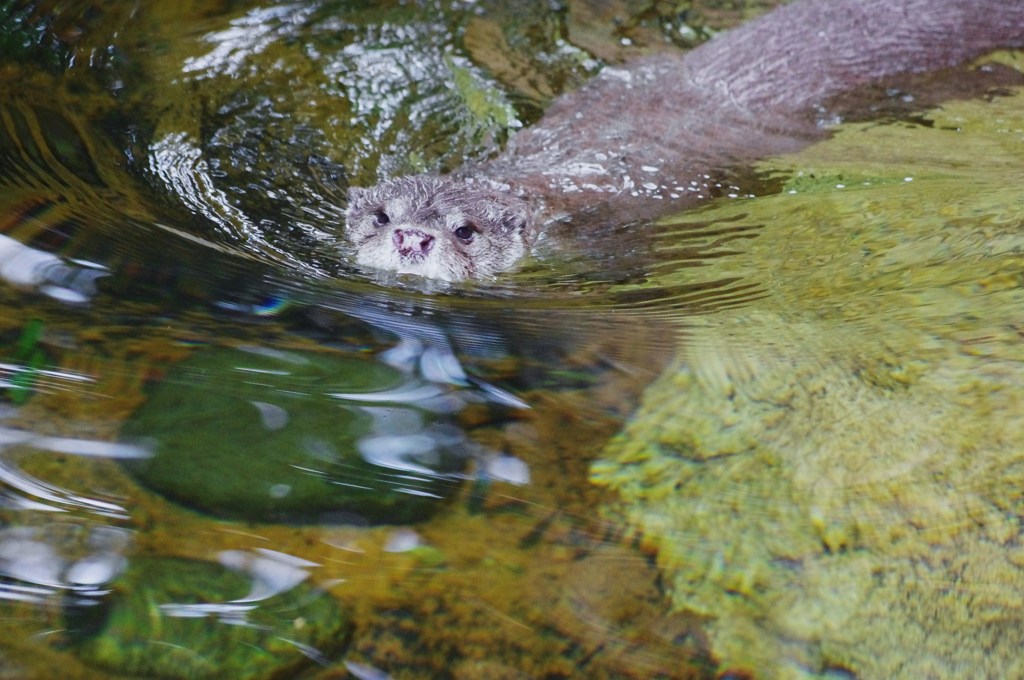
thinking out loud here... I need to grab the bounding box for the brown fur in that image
[346,176,531,281]
[347,0,1024,281]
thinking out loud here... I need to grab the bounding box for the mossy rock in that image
[121,346,468,524]
[594,87,1024,677]
[64,556,348,679]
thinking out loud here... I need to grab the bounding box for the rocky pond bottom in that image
[594,85,1024,678]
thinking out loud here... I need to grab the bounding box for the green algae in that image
[447,54,520,140]
[65,556,349,679]
[593,84,1024,677]
[2,319,47,404]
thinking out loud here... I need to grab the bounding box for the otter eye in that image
[372,210,390,227]
[454,223,478,242]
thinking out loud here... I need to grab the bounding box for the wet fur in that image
[346,176,532,281]
[347,0,1024,281]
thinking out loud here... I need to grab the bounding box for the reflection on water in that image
[0,0,1021,678]
[0,524,129,602]
[0,427,142,517]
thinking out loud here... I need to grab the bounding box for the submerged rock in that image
[121,346,470,524]
[592,86,1024,677]
[64,555,348,679]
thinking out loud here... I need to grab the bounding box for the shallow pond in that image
[1,1,1023,678]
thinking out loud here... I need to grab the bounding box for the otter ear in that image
[504,206,534,245]
[346,186,366,210]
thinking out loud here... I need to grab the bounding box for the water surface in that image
[0,1,1022,678]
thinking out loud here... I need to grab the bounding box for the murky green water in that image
[1,0,1022,678]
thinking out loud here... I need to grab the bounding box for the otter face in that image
[345,176,532,281]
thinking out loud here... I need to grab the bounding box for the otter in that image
[346,0,1024,281]
[346,176,531,281]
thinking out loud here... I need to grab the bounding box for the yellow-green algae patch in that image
[593,81,1024,678]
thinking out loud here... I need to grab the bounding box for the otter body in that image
[346,0,1024,281]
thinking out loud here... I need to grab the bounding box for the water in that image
[0,0,1022,678]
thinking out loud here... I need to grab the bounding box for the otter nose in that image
[393,228,435,258]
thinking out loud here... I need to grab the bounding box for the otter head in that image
[345,176,533,281]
